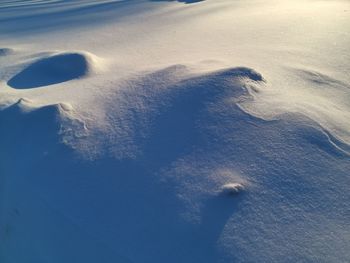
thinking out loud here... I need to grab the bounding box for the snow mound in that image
[1,64,350,263]
[0,65,266,263]
[85,65,265,159]
[7,52,99,89]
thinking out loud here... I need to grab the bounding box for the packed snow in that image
[0,0,349,262]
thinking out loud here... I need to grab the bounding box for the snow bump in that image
[221,183,245,195]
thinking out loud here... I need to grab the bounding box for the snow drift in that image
[0,0,349,262]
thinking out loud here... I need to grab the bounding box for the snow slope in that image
[0,0,349,262]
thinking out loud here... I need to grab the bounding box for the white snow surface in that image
[0,0,350,262]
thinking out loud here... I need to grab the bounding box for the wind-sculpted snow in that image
[241,67,350,146]
[1,0,350,262]
[1,65,349,262]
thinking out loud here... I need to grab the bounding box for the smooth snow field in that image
[1,0,350,262]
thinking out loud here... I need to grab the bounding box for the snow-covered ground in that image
[1,0,349,262]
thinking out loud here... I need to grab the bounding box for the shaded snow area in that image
[0,0,350,262]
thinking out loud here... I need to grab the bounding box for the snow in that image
[221,183,245,195]
[0,0,350,262]
[7,52,99,89]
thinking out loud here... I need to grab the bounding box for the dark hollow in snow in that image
[7,53,89,89]
[0,48,14,56]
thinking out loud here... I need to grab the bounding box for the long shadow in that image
[0,0,143,35]
[151,0,205,4]
[190,193,243,262]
